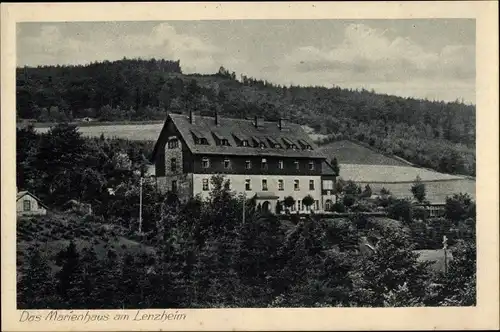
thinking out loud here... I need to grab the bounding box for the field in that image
[319,140,475,203]
[339,164,475,203]
[35,123,163,141]
[319,140,412,166]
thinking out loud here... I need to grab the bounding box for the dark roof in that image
[254,192,280,199]
[16,191,48,209]
[152,113,327,160]
[321,160,337,176]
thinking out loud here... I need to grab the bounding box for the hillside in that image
[16,58,475,176]
[16,213,155,280]
[319,140,411,166]
[318,140,475,203]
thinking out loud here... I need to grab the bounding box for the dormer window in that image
[198,138,209,145]
[192,130,209,145]
[233,133,249,147]
[308,161,315,170]
[267,137,282,149]
[298,139,313,150]
[213,131,230,146]
[294,160,300,170]
[252,136,262,148]
[282,137,298,150]
[224,158,231,169]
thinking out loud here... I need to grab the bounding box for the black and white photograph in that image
[2,2,499,330]
[13,17,479,309]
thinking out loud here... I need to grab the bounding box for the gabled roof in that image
[151,113,327,160]
[16,191,49,209]
[233,132,248,141]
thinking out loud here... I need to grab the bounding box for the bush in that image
[332,202,346,213]
[82,214,95,223]
[445,193,475,223]
[351,200,376,212]
[388,199,413,223]
[413,206,429,221]
[343,194,356,208]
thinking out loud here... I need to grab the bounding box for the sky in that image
[17,19,476,104]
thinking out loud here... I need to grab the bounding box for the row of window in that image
[202,178,316,191]
[169,134,314,151]
[168,157,320,173]
[192,131,313,150]
[201,157,316,171]
[167,139,179,149]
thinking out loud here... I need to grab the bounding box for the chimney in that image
[254,116,258,128]
[215,109,219,126]
[189,110,193,124]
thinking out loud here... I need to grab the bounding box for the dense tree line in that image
[16,124,158,227]
[18,176,476,309]
[16,59,475,176]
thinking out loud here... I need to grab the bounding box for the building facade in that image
[151,112,337,213]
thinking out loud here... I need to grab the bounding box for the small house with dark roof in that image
[151,111,338,213]
[16,190,48,216]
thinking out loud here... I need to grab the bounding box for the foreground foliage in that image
[16,123,476,308]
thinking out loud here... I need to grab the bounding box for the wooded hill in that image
[16,58,476,176]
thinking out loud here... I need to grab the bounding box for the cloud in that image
[17,21,475,103]
[279,23,475,82]
[262,23,475,102]
[17,23,224,73]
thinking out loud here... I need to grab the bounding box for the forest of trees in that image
[16,58,475,176]
[17,124,476,309]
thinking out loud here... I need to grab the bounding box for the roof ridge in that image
[169,112,292,125]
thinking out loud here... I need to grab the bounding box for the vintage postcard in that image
[1,2,499,331]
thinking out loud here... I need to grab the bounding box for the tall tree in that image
[18,246,58,309]
[55,241,86,308]
[410,175,427,203]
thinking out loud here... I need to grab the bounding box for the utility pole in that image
[139,176,143,234]
[242,193,246,224]
[443,235,448,274]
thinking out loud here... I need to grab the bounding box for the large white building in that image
[150,111,338,213]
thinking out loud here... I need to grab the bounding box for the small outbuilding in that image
[16,191,48,216]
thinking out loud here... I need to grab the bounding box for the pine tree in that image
[330,157,340,177]
[18,246,58,308]
[55,241,86,308]
[411,175,426,203]
[349,226,432,306]
[92,249,122,309]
